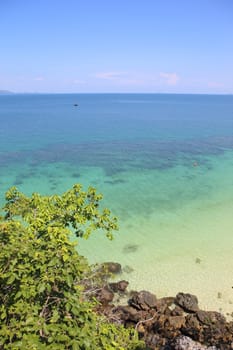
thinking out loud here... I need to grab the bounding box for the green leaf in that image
[7,274,15,284]
[72,342,79,350]
[38,283,46,293]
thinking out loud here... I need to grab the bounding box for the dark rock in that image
[175,292,199,312]
[98,304,114,318]
[165,316,186,330]
[146,332,167,348]
[113,305,144,323]
[129,290,157,310]
[100,262,122,274]
[153,314,168,330]
[155,297,175,314]
[152,314,185,339]
[171,305,185,316]
[185,314,202,331]
[95,286,114,305]
[91,273,233,350]
[196,311,226,325]
[109,280,129,293]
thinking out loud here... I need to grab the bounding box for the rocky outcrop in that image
[95,285,114,305]
[129,290,157,310]
[175,292,199,313]
[99,261,122,274]
[90,263,233,349]
[109,280,129,293]
[95,284,233,349]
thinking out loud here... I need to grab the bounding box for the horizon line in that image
[1,91,232,96]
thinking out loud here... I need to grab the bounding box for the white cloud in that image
[160,72,180,85]
[34,77,44,81]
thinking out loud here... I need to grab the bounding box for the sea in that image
[1,93,233,316]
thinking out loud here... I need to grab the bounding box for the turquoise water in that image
[1,93,233,315]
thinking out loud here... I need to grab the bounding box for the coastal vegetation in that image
[0,185,143,349]
[1,184,233,349]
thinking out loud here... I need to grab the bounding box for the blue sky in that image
[1,0,233,93]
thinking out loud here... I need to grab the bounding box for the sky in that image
[0,0,233,93]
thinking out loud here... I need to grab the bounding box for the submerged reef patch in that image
[1,136,233,175]
[122,244,139,254]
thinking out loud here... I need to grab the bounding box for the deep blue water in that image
[1,93,233,170]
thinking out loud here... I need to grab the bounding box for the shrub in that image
[0,185,144,349]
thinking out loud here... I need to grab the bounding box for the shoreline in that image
[94,262,233,349]
[77,193,233,319]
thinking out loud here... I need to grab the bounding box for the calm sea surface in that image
[1,93,233,315]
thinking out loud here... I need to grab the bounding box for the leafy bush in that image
[0,185,144,349]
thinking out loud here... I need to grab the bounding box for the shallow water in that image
[1,93,233,316]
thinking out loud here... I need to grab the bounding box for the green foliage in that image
[0,185,144,349]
